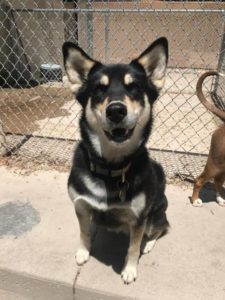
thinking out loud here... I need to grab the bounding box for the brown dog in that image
[191,71,225,207]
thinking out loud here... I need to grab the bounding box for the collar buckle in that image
[118,166,130,202]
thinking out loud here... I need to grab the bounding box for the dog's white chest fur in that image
[68,176,146,218]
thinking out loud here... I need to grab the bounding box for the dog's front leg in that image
[74,199,93,265]
[121,220,146,284]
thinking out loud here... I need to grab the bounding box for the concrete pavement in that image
[0,166,225,300]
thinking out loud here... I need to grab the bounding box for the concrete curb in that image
[0,269,74,300]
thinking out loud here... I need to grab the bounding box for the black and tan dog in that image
[191,71,225,207]
[62,38,169,284]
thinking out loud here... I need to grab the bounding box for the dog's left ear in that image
[132,37,168,90]
[62,42,100,93]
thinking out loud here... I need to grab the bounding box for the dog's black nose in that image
[106,103,127,123]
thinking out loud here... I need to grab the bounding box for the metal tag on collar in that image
[118,169,129,202]
[90,162,95,172]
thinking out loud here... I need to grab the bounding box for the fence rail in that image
[9,8,225,13]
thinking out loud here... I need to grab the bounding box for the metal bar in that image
[104,12,109,63]
[10,8,225,13]
[5,132,76,143]
[86,2,93,57]
[217,15,225,75]
[148,147,208,158]
[213,17,225,108]
[5,135,31,156]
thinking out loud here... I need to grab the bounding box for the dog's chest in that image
[78,173,146,224]
[93,207,136,230]
[92,192,146,229]
[83,172,143,203]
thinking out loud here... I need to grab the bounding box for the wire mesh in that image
[0,0,225,179]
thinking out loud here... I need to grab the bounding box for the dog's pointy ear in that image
[132,37,168,90]
[62,42,99,93]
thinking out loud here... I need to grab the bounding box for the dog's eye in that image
[94,83,108,92]
[125,81,140,91]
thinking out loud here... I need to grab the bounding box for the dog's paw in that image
[76,248,90,265]
[121,265,137,284]
[142,239,156,254]
[192,198,203,207]
[216,196,225,207]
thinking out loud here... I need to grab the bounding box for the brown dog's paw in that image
[192,198,203,207]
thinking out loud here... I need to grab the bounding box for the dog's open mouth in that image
[104,127,134,143]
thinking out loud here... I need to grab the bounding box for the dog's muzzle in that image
[104,102,134,143]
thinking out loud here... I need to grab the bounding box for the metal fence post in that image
[214,15,225,109]
[86,1,93,57]
[104,11,109,63]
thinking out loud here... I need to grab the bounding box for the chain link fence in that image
[0,0,225,178]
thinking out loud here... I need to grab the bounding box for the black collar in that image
[89,159,131,202]
[89,160,131,178]
[84,145,131,178]
[85,147,132,202]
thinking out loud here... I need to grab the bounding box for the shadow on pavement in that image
[91,227,129,274]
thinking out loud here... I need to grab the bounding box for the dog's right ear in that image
[131,37,168,91]
[62,42,99,93]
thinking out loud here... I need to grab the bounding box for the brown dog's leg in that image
[121,221,146,284]
[191,156,221,207]
[215,172,225,206]
[191,170,211,206]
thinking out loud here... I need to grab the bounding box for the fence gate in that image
[0,0,225,178]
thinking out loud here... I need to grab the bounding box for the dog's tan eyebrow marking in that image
[100,75,109,86]
[124,74,133,85]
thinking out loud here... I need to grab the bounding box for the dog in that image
[62,37,169,284]
[191,71,225,207]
